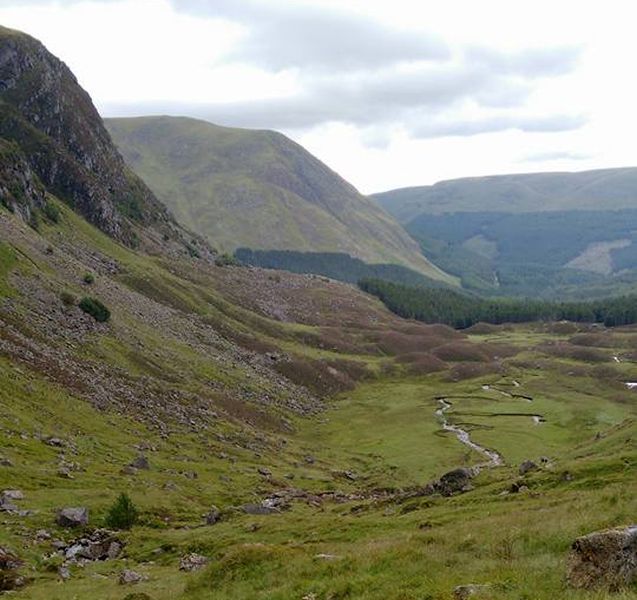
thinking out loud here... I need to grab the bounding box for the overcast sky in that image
[1,0,636,193]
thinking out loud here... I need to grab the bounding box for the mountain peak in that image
[0,26,175,245]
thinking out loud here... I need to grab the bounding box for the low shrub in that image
[83,272,95,284]
[60,291,76,306]
[78,297,110,322]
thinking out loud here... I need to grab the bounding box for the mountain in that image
[0,26,201,254]
[373,167,637,223]
[373,169,637,298]
[105,115,454,283]
[1,26,635,600]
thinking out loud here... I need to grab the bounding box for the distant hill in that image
[106,116,454,283]
[373,169,637,299]
[373,168,637,223]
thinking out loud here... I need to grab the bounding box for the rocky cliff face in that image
[0,138,46,224]
[0,26,174,245]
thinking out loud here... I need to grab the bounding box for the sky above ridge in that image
[1,0,635,193]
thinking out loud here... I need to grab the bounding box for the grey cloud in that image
[172,0,449,70]
[34,0,582,141]
[102,63,531,131]
[411,114,587,139]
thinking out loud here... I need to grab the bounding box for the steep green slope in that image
[374,167,637,223]
[105,116,454,283]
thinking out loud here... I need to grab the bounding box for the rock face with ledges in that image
[0,25,175,244]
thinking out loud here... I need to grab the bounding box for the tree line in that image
[359,278,637,329]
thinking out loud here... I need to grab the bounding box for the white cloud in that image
[1,0,636,192]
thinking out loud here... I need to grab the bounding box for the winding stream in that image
[435,381,546,468]
[436,398,503,467]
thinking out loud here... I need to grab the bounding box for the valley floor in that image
[1,342,635,599]
[0,206,635,599]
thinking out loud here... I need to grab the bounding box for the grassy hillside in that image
[1,200,636,599]
[105,116,454,283]
[373,167,637,223]
[1,26,636,600]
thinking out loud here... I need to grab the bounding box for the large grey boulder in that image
[130,455,150,470]
[567,526,637,590]
[56,507,89,528]
[436,468,474,497]
[119,569,145,585]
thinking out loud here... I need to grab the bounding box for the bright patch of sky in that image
[1,0,635,193]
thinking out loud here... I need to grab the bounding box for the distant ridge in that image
[373,167,637,223]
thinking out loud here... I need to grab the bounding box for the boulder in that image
[119,569,145,585]
[179,553,209,572]
[519,460,539,475]
[257,467,272,477]
[1,490,23,501]
[454,584,492,598]
[567,526,637,590]
[0,547,23,591]
[436,468,474,497]
[130,455,149,470]
[205,506,220,525]
[56,507,89,528]
[57,466,74,479]
[58,565,71,580]
[241,503,278,515]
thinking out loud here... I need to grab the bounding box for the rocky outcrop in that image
[0,138,46,224]
[59,529,123,563]
[0,26,182,248]
[567,526,637,590]
[0,546,24,591]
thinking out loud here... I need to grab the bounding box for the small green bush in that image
[43,201,60,223]
[105,492,138,530]
[83,272,95,284]
[215,252,240,267]
[78,297,110,322]
[60,291,76,306]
